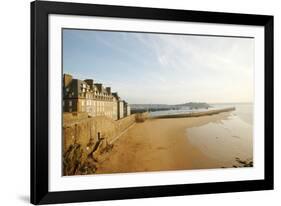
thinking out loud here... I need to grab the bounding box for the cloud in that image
[130,33,254,103]
[64,29,254,104]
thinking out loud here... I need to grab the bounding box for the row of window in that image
[63,100,116,107]
[64,99,127,120]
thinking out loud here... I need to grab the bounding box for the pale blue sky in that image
[63,29,254,104]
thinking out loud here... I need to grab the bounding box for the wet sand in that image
[96,111,252,174]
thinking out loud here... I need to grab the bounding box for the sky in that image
[63,29,254,104]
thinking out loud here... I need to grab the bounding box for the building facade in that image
[63,74,130,120]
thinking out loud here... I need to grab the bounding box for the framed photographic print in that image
[31,0,274,204]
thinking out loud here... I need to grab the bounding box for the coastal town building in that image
[123,101,131,117]
[63,74,130,120]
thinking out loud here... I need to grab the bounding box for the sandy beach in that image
[96,110,252,174]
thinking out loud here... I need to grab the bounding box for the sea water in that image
[186,103,253,168]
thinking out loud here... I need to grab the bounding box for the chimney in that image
[94,83,102,92]
[112,92,119,99]
[106,87,111,94]
[84,79,94,86]
[63,74,72,87]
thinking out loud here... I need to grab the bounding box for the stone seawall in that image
[63,113,139,175]
[63,112,89,122]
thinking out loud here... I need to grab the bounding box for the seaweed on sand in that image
[233,157,253,168]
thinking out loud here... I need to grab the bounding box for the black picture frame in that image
[31,0,274,204]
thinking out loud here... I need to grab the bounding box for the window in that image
[69,101,72,106]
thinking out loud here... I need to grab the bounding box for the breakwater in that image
[150,107,235,119]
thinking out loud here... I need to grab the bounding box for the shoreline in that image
[96,111,244,174]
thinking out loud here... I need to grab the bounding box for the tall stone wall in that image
[63,113,137,175]
[63,112,89,122]
[116,114,137,133]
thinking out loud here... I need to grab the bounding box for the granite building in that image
[63,74,130,120]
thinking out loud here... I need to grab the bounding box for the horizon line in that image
[129,102,254,105]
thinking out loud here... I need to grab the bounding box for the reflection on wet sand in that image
[186,112,253,168]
